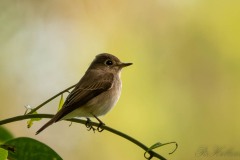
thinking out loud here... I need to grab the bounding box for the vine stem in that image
[1,84,177,159]
[0,114,167,160]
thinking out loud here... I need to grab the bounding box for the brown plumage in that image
[36,53,132,134]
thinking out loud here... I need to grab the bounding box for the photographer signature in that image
[195,146,240,158]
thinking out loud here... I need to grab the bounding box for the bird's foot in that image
[85,118,96,133]
[93,115,105,132]
[85,116,106,133]
[97,122,105,132]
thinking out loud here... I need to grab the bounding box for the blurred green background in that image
[1,0,240,159]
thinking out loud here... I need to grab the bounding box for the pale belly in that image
[62,79,122,119]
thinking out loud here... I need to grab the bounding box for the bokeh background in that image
[1,0,240,159]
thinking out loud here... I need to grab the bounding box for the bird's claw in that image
[97,122,105,132]
[85,117,105,133]
[85,118,97,133]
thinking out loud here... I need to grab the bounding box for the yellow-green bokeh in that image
[1,0,240,159]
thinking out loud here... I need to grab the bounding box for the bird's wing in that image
[58,71,114,120]
[35,71,114,135]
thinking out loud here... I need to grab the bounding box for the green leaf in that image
[147,142,162,152]
[0,148,8,160]
[146,141,178,155]
[0,126,14,143]
[27,112,41,128]
[4,137,62,160]
[58,94,64,111]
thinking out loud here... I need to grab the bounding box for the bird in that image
[36,53,132,134]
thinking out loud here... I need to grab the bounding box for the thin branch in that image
[0,114,168,160]
[27,84,76,114]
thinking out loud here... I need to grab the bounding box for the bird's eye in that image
[105,60,113,66]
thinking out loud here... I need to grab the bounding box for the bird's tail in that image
[35,107,70,135]
[35,118,56,135]
[36,107,67,135]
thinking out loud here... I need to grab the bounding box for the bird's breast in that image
[89,76,122,116]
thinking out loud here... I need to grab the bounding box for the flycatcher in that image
[36,53,132,134]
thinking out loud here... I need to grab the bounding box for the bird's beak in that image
[120,62,133,68]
